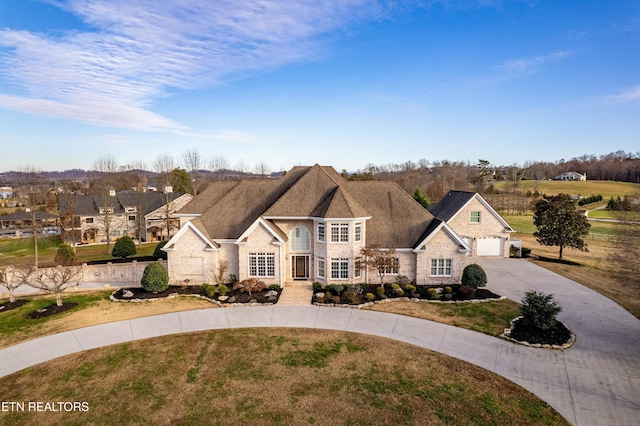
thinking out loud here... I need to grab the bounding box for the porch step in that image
[278,282,314,305]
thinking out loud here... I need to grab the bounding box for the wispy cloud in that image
[0,0,406,131]
[606,85,640,102]
[496,50,573,76]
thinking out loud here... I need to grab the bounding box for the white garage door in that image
[477,237,504,256]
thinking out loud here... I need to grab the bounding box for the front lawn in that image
[0,328,568,425]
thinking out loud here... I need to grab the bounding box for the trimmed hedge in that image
[141,262,169,293]
[461,263,487,289]
[112,236,137,259]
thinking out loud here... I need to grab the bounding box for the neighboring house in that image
[0,210,59,237]
[428,190,514,257]
[163,165,472,287]
[58,188,192,245]
[555,172,587,181]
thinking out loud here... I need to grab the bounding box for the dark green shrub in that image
[153,241,168,260]
[312,282,323,292]
[509,245,521,258]
[112,236,137,259]
[55,243,77,265]
[228,274,238,285]
[519,291,561,331]
[522,247,532,257]
[326,284,344,295]
[268,284,281,291]
[458,285,475,299]
[461,264,487,289]
[141,262,169,293]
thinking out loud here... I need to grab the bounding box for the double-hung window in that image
[355,222,362,242]
[331,258,349,279]
[317,223,325,242]
[430,259,452,277]
[470,211,481,223]
[354,257,362,278]
[249,253,275,277]
[330,223,349,243]
[317,257,325,278]
[380,258,399,274]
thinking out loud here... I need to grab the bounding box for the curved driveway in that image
[1,259,638,425]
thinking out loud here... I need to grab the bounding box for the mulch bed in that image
[315,284,502,305]
[26,302,79,319]
[0,299,30,313]
[509,318,572,346]
[111,286,281,304]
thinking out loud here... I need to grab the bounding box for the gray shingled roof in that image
[183,165,438,248]
[58,191,186,217]
[427,190,476,222]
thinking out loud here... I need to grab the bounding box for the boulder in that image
[218,295,229,301]
[121,289,134,299]
[264,290,278,298]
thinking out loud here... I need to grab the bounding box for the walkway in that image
[276,280,314,306]
[0,260,638,425]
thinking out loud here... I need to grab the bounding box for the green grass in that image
[0,292,109,342]
[0,237,159,268]
[503,213,633,238]
[493,180,639,198]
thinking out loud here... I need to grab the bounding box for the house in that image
[58,188,192,245]
[428,190,514,257]
[0,186,12,199]
[555,172,587,181]
[0,210,59,237]
[163,165,472,287]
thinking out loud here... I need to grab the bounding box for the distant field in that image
[502,214,630,238]
[493,180,639,198]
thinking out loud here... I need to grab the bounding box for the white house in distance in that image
[162,165,515,287]
[555,171,587,181]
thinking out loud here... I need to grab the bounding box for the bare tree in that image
[215,259,229,285]
[209,154,229,181]
[0,266,22,304]
[27,265,83,307]
[359,245,397,286]
[93,155,119,254]
[17,165,48,267]
[182,148,202,195]
[254,161,271,178]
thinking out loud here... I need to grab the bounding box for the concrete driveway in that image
[0,259,638,425]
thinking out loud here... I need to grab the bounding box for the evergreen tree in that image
[412,187,430,209]
[533,194,590,260]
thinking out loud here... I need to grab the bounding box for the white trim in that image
[162,221,218,252]
[264,216,371,221]
[414,221,472,253]
[236,217,286,244]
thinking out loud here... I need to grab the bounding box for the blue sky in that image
[0,0,638,173]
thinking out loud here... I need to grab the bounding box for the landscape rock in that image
[264,290,278,298]
[121,289,134,298]
[218,295,228,301]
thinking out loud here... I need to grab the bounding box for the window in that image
[355,222,362,242]
[85,217,94,224]
[470,211,481,223]
[128,215,136,221]
[331,258,349,279]
[380,258,399,274]
[113,229,120,236]
[317,257,325,278]
[291,227,311,252]
[249,253,275,277]
[354,257,362,278]
[431,259,452,276]
[317,223,325,242]
[330,223,349,243]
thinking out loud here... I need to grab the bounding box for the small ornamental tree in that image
[112,236,137,259]
[461,263,487,289]
[141,262,169,293]
[55,243,77,265]
[519,291,561,331]
[153,240,168,260]
[412,187,430,209]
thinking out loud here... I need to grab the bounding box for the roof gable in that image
[429,190,514,232]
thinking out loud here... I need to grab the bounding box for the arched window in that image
[290,227,311,252]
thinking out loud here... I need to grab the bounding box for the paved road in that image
[1,259,638,425]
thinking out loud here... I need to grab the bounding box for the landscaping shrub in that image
[461,263,487,289]
[112,236,137,259]
[201,283,217,298]
[365,292,375,301]
[228,274,238,285]
[55,243,77,265]
[312,282,323,292]
[342,291,359,304]
[427,288,438,299]
[395,275,411,286]
[458,285,476,299]
[522,247,532,257]
[509,245,521,258]
[519,291,561,331]
[153,241,168,260]
[394,287,404,296]
[325,284,344,295]
[268,284,281,291]
[444,286,452,294]
[404,284,416,296]
[141,262,169,293]
[233,278,266,296]
[376,286,386,298]
[217,284,228,296]
[578,194,603,206]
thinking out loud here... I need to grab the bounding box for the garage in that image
[476,236,504,256]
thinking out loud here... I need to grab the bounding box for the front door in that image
[292,255,309,280]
